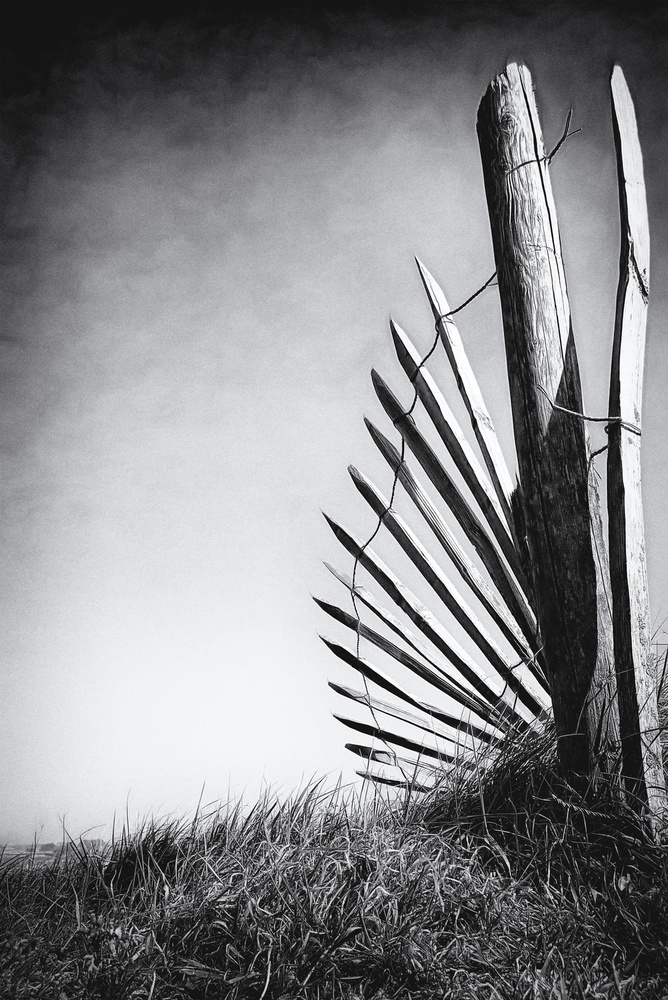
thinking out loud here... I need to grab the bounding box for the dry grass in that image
[2,727,668,999]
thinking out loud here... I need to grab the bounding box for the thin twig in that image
[545,107,582,163]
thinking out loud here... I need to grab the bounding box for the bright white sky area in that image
[2,4,668,843]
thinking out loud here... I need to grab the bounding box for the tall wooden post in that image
[477,64,619,780]
[607,67,666,823]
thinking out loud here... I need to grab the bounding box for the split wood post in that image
[607,66,666,823]
[476,63,619,781]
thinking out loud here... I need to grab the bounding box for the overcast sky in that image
[2,3,668,843]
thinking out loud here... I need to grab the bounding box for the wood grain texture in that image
[607,66,666,820]
[477,63,619,777]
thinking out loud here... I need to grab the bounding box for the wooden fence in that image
[317,63,666,828]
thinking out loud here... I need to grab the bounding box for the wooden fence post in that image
[476,64,619,781]
[607,66,666,823]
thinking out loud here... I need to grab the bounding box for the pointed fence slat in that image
[348,465,550,716]
[315,597,505,726]
[607,65,666,818]
[320,635,505,742]
[370,372,538,642]
[320,633,490,731]
[323,562,485,696]
[323,513,530,727]
[416,257,517,527]
[355,770,436,792]
[335,715,462,764]
[329,681,490,749]
[347,744,403,766]
[364,420,546,676]
[347,744,445,773]
[347,744,447,777]
[391,319,520,575]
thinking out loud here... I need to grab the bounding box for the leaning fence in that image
[316,63,666,831]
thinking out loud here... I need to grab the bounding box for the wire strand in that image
[536,384,641,436]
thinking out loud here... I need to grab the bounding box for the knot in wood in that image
[500,113,516,135]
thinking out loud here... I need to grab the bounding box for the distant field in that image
[1,841,104,867]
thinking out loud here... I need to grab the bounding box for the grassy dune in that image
[2,724,668,999]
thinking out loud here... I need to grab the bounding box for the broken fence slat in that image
[320,632,498,736]
[607,65,666,819]
[335,715,463,764]
[322,561,480,695]
[347,744,444,773]
[348,745,446,779]
[355,770,437,793]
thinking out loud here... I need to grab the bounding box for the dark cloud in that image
[3,2,668,99]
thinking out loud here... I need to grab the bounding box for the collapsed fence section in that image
[317,62,667,829]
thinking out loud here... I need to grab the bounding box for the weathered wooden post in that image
[476,64,619,781]
[607,67,666,821]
